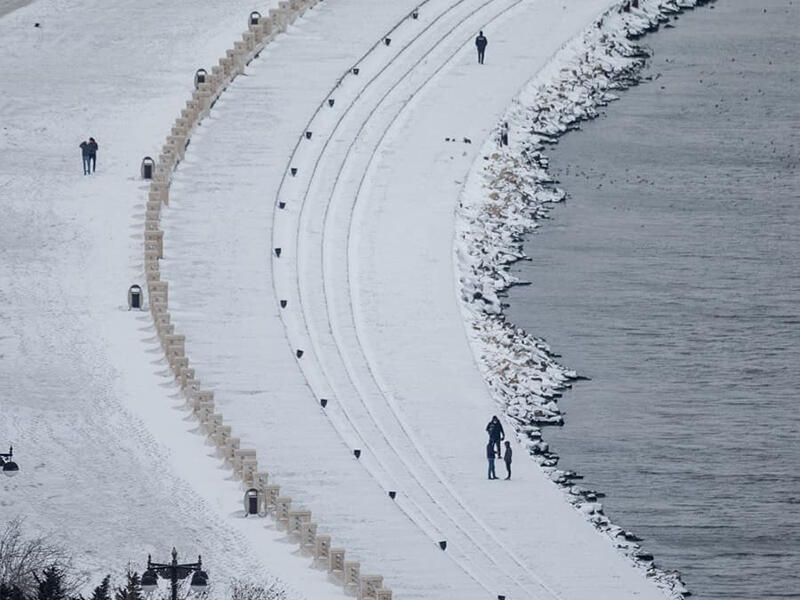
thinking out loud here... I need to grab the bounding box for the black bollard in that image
[280,300,287,308]
[353,449,361,459]
[328,98,335,107]
[275,247,281,257]
[412,10,419,19]
[388,490,396,500]
[305,131,312,139]
[278,201,286,209]
[438,541,447,551]
[352,67,360,75]
[384,37,391,46]
[290,167,298,176]
[320,398,328,408]
[296,349,304,358]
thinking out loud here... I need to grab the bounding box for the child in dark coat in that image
[503,441,512,480]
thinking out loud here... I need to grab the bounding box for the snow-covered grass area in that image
[0,1,346,598]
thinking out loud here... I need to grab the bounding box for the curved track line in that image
[314,4,565,599]
[269,0,500,594]
[270,0,564,597]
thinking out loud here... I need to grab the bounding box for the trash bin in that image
[249,11,261,26]
[141,156,155,180]
[128,285,143,310]
[244,488,260,516]
[194,68,208,89]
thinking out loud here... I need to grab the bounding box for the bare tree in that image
[0,519,83,599]
[229,580,286,600]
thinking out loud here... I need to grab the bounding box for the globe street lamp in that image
[1,446,19,477]
[142,548,208,600]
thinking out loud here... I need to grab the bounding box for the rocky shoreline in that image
[455,1,714,598]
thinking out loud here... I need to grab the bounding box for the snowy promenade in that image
[161,0,670,598]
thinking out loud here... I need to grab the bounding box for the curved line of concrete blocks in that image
[142,2,393,598]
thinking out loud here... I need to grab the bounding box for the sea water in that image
[505,1,799,598]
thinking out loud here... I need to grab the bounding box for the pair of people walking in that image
[486,416,512,480]
[79,137,98,174]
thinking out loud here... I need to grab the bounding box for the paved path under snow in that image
[162,0,671,599]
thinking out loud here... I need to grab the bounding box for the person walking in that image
[79,139,92,175]
[475,30,488,65]
[486,415,504,459]
[503,441,512,480]
[486,441,497,480]
[88,137,98,173]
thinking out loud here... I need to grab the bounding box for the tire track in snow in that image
[273,1,498,593]
[270,0,564,597]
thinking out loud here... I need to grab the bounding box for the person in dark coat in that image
[79,140,92,175]
[486,415,504,458]
[88,137,98,173]
[486,441,497,480]
[503,441,512,480]
[475,30,487,65]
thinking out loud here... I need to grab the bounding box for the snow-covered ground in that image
[160,0,674,598]
[2,0,686,598]
[0,1,346,597]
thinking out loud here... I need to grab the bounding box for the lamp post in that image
[1,446,19,477]
[141,548,208,600]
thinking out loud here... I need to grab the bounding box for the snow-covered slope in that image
[1,1,368,597]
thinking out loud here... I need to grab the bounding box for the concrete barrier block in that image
[343,562,360,593]
[361,575,383,599]
[179,366,194,387]
[188,389,214,410]
[376,590,392,600]
[223,437,241,462]
[287,509,311,538]
[148,280,168,299]
[275,497,292,528]
[300,521,317,554]
[328,548,345,576]
[241,457,258,486]
[145,230,164,258]
[233,448,257,476]
[243,31,256,51]
[170,356,189,377]
[314,535,331,564]
[212,424,231,448]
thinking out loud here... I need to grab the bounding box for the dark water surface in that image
[505,1,799,598]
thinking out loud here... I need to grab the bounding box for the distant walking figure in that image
[88,137,98,173]
[475,30,488,64]
[486,441,497,480]
[79,140,92,175]
[486,415,504,459]
[503,441,512,480]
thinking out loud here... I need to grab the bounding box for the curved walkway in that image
[163,0,672,598]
